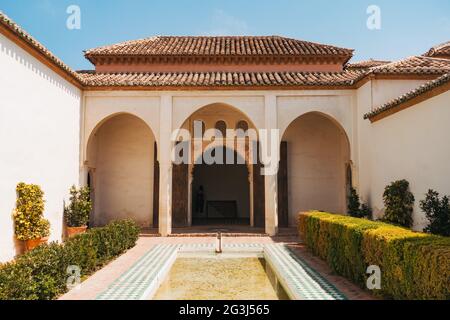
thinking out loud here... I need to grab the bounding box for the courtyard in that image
[1,1,449,307]
[59,233,374,301]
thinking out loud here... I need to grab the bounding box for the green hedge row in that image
[0,219,140,300]
[298,212,450,300]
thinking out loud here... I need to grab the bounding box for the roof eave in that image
[0,12,83,88]
[364,73,450,122]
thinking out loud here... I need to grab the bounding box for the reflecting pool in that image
[153,256,289,300]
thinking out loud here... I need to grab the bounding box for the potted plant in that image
[13,183,51,251]
[64,185,92,237]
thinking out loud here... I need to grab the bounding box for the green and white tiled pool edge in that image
[96,244,179,300]
[96,243,347,300]
[264,244,346,300]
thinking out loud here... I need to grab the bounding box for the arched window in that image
[235,120,248,138]
[215,120,227,137]
[236,120,249,132]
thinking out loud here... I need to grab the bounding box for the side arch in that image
[86,113,157,228]
[84,111,159,162]
[279,111,352,226]
[280,110,351,149]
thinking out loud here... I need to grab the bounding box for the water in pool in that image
[153,257,289,300]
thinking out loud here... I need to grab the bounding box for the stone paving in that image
[59,235,375,300]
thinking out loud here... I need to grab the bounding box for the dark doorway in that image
[192,149,250,225]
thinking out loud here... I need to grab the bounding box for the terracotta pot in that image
[25,237,49,251]
[67,226,88,238]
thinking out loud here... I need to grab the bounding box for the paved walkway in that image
[59,235,375,300]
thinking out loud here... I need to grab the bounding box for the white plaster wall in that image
[88,114,155,227]
[0,33,81,262]
[283,113,350,226]
[355,82,373,201]
[361,91,450,230]
[372,79,428,107]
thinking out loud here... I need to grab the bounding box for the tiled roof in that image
[77,55,450,88]
[369,56,450,75]
[0,11,82,85]
[84,36,354,58]
[78,70,366,88]
[364,72,450,120]
[424,41,450,58]
[346,59,391,70]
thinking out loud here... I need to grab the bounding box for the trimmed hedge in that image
[0,219,140,300]
[299,211,450,300]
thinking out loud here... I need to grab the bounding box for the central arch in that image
[172,103,265,229]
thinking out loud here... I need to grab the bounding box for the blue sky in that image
[1,0,449,70]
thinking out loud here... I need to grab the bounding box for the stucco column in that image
[264,94,279,236]
[248,164,254,227]
[158,94,173,236]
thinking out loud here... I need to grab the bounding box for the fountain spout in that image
[215,232,222,253]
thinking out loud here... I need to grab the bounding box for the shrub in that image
[64,185,92,227]
[299,211,450,300]
[420,189,450,236]
[298,212,382,285]
[13,183,50,241]
[0,219,140,300]
[382,180,415,228]
[360,203,373,219]
[347,187,372,218]
[347,187,361,217]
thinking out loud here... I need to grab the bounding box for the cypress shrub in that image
[347,187,373,218]
[420,189,450,236]
[382,180,415,228]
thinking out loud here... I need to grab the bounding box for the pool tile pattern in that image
[96,244,178,300]
[264,244,347,300]
[96,243,346,300]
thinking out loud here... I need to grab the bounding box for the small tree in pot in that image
[13,182,51,251]
[64,185,92,237]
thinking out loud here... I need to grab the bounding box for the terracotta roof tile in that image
[78,70,366,88]
[84,36,354,58]
[424,41,450,58]
[346,59,391,70]
[369,56,450,75]
[364,72,450,120]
